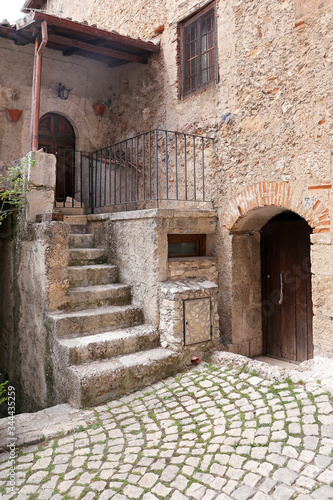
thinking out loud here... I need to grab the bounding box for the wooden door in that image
[38,113,75,202]
[261,217,313,362]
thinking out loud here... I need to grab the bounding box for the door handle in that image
[279,271,284,305]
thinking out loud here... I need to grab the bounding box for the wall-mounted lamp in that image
[58,83,72,100]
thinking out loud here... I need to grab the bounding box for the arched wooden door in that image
[261,211,313,362]
[38,113,75,202]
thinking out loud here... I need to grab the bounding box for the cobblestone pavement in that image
[1,362,333,500]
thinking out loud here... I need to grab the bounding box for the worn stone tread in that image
[69,233,94,248]
[50,304,140,320]
[58,325,160,364]
[49,304,144,337]
[68,348,182,406]
[68,264,117,271]
[68,283,131,309]
[69,247,106,265]
[68,264,118,286]
[73,347,178,372]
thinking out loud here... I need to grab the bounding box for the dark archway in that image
[261,210,313,362]
[38,113,75,202]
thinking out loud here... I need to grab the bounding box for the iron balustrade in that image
[44,129,214,212]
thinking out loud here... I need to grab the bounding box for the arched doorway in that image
[38,113,75,202]
[224,182,330,361]
[261,211,313,362]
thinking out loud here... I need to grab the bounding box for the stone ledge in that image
[168,256,217,262]
[0,404,96,452]
[88,207,217,223]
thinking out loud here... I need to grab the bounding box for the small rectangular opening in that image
[168,234,206,257]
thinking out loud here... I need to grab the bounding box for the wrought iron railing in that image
[45,129,214,212]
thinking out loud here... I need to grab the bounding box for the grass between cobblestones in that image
[0,362,333,499]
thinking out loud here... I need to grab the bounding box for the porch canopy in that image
[0,11,159,67]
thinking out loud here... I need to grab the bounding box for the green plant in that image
[0,158,30,225]
[0,380,8,405]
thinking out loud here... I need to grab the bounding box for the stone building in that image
[0,0,332,411]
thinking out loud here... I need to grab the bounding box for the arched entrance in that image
[223,182,331,361]
[261,211,313,362]
[38,113,75,202]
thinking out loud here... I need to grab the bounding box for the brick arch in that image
[223,182,330,233]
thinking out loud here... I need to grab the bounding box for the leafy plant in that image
[0,158,30,225]
[0,380,8,405]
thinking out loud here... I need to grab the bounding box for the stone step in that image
[68,225,91,234]
[68,264,118,287]
[69,248,106,266]
[66,283,131,311]
[68,348,182,407]
[58,325,160,365]
[63,215,87,225]
[69,233,94,249]
[49,305,144,338]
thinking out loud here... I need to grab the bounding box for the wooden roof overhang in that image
[0,11,159,67]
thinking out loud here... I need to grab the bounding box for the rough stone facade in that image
[1,0,333,412]
[168,257,218,283]
[0,152,71,412]
[34,0,333,358]
[159,279,220,361]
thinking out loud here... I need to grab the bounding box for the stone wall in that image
[0,152,70,413]
[168,257,218,283]
[0,36,159,163]
[159,280,220,363]
[107,208,217,326]
[0,220,70,413]
[311,233,333,357]
[7,0,333,358]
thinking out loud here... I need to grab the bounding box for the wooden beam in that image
[47,33,148,63]
[32,12,159,53]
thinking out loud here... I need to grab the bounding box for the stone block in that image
[294,0,333,19]
[168,257,218,283]
[311,245,333,276]
[28,151,56,189]
[250,336,263,357]
[313,315,333,357]
[227,341,250,357]
[311,233,332,245]
[27,189,55,223]
[159,279,220,352]
[312,276,333,316]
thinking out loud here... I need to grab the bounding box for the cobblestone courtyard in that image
[1,362,333,500]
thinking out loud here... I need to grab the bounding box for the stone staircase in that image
[48,216,181,408]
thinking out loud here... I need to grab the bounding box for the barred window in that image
[181,3,217,98]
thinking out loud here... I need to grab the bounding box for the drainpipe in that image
[31,21,48,151]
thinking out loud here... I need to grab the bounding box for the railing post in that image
[104,148,107,207]
[165,130,168,200]
[71,149,75,207]
[80,151,83,208]
[184,135,187,200]
[193,136,196,201]
[125,140,128,210]
[142,134,145,201]
[155,129,158,208]
[175,133,178,200]
[148,132,151,200]
[109,146,112,206]
[202,138,205,202]
[62,149,65,207]
[89,152,94,214]
[114,144,117,206]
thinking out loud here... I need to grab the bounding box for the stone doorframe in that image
[219,182,332,358]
